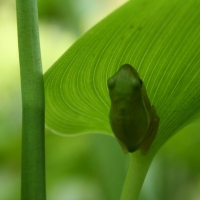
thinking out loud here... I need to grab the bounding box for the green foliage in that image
[45,0,200,155]
[44,1,200,198]
[14,0,200,199]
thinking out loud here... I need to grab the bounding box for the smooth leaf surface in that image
[44,0,200,153]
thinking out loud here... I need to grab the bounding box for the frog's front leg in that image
[116,139,129,154]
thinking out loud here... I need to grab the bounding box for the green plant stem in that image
[16,0,46,199]
[120,152,154,200]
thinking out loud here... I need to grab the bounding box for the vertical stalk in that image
[16,0,46,199]
[120,152,154,200]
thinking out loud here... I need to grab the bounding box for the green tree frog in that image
[107,64,160,155]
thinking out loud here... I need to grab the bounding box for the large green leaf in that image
[44,0,200,153]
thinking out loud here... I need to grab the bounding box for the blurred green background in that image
[0,0,200,199]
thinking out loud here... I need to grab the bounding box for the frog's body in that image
[107,64,159,155]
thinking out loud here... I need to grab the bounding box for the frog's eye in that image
[107,77,116,89]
